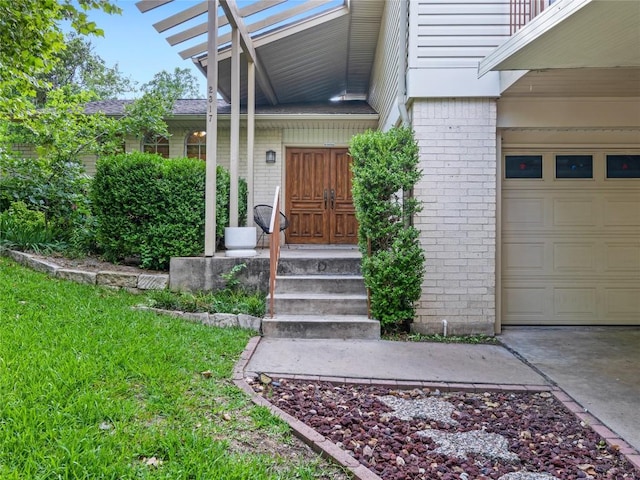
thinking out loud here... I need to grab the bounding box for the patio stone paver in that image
[417,429,520,463]
[498,473,560,480]
[377,395,458,424]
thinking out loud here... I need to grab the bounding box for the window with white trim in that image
[142,134,169,158]
[185,131,206,160]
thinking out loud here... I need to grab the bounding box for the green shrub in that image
[92,152,163,262]
[0,201,61,253]
[92,153,247,270]
[349,127,425,332]
[0,154,91,232]
[361,228,424,330]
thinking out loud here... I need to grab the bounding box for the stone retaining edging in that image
[1,248,168,292]
[133,306,262,333]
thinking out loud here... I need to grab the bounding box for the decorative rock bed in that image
[251,380,639,480]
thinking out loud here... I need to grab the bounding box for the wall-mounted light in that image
[266,150,276,164]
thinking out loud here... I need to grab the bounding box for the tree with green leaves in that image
[142,68,201,101]
[35,33,135,106]
[0,0,121,117]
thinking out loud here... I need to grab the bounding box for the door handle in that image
[323,189,328,209]
[330,189,335,209]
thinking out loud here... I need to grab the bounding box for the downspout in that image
[397,0,410,126]
[398,0,412,228]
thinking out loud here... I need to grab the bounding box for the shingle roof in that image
[84,99,377,116]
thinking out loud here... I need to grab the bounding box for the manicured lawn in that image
[0,257,339,479]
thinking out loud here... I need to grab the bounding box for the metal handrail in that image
[268,186,281,318]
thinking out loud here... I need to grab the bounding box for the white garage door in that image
[502,150,640,325]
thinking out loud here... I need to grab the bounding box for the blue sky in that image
[85,1,209,97]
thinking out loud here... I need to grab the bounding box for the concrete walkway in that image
[245,337,547,386]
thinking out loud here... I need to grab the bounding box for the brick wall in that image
[411,98,497,335]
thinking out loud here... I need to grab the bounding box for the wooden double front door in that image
[285,148,358,244]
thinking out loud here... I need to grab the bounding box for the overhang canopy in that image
[136,0,384,106]
[479,0,640,77]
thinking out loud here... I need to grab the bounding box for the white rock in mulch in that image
[417,430,520,463]
[377,395,458,424]
[499,473,560,480]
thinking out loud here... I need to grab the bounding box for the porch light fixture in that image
[266,150,276,164]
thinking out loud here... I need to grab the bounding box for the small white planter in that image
[224,227,257,257]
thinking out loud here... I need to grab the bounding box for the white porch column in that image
[247,61,255,223]
[204,0,218,256]
[229,26,240,227]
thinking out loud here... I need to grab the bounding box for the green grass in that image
[146,288,266,318]
[383,331,500,345]
[0,257,341,479]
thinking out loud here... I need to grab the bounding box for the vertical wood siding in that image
[368,0,401,129]
[410,0,511,69]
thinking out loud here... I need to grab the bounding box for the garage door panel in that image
[605,242,640,272]
[553,243,597,272]
[606,288,640,316]
[503,197,545,227]
[503,285,548,317]
[503,242,545,271]
[603,197,640,226]
[553,287,597,316]
[553,198,598,226]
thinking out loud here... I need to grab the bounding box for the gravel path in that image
[251,379,638,480]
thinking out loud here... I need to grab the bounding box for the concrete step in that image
[270,293,368,316]
[277,257,361,276]
[262,315,379,339]
[276,275,365,295]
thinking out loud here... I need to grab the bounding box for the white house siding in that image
[250,128,284,207]
[281,122,374,147]
[10,144,36,159]
[368,0,401,130]
[406,0,508,97]
[412,98,498,335]
[409,0,510,69]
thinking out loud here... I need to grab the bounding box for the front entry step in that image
[276,275,365,295]
[270,292,368,316]
[262,315,380,340]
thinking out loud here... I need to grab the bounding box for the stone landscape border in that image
[233,336,640,479]
[2,249,168,292]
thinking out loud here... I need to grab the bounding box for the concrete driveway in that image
[499,327,640,452]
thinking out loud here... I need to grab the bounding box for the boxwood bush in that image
[92,152,247,270]
[349,127,425,332]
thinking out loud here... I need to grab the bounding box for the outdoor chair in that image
[253,204,289,247]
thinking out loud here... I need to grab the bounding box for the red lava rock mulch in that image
[251,379,639,480]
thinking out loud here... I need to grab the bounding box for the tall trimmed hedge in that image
[92,152,247,270]
[349,127,425,332]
